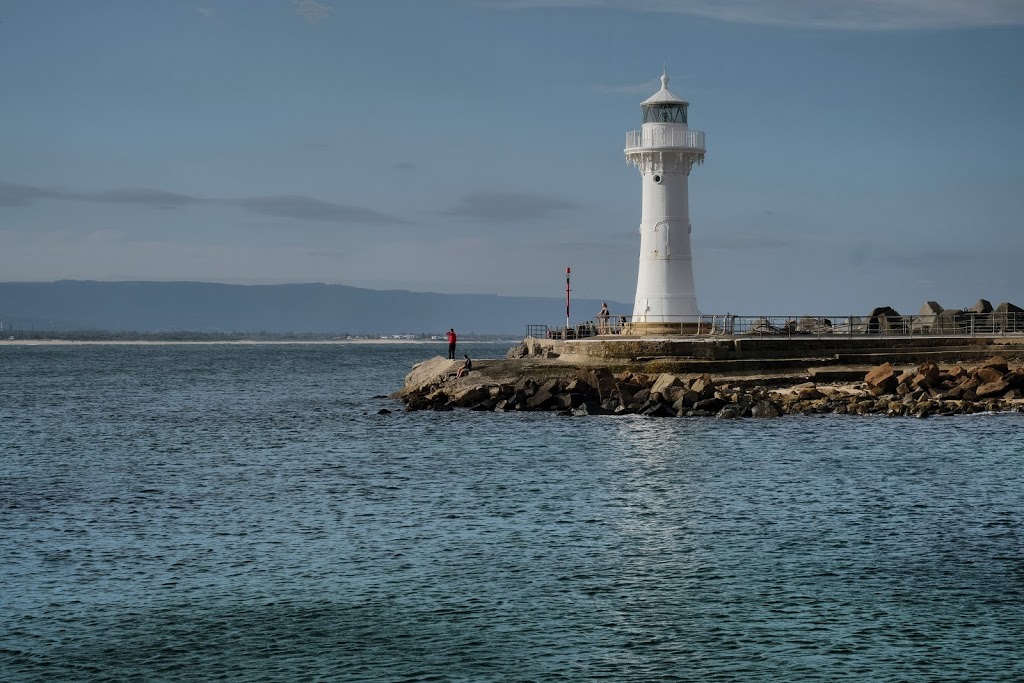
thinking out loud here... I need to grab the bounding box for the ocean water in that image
[1,342,1023,682]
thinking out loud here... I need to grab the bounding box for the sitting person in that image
[456,354,472,378]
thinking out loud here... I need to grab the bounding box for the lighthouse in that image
[625,72,706,334]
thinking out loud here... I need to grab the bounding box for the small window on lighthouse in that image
[643,104,688,124]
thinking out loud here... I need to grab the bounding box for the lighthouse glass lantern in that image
[625,72,706,334]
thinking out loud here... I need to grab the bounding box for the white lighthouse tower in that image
[625,72,706,334]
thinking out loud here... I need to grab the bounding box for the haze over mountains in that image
[0,281,629,336]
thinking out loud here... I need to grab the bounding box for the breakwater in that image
[393,336,1024,418]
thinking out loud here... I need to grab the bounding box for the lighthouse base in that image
[627,320,710,336]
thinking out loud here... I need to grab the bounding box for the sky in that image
[2,0,1023,316]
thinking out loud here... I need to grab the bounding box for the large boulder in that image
[1005,369,1024,390]
[693,397,727,413]
[394,356,461,398]
[579,368,618,401]
[966,299,994,333]
[750,400,782,418]
[690,374,715,399]
[514,377,539,395]
[565,377,593,395]
[641,402,675,417]
[572,401,605,416]
[505,342,529,359]
[526,379,565,409]
[993,302,1024,332]
[970,299,993,314]
[976,380,1010,399]
[947,365,968,380]
[975,368,1003,384]
[749,317,783,334]
[451,385,490,407]
[912,301,944,333]
[797,317,832,334]
[976,356,1009,374]
[548,393,574,411]
[614,381,642,405]
[865,362,898,393]
[912,361,942,390]
[935,308,967,334]
[650,373,683,397]
[865,307,904,334]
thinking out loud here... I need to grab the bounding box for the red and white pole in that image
[565,267,571,331]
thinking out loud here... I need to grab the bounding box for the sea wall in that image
[517,334,1024,363]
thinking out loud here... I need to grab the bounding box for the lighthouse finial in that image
[661,64,669,90]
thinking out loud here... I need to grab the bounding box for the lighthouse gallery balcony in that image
[625,128,705,153]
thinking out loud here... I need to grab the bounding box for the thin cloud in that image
[441,191,578,222]
[91,188,197,208]
[233,196,405,225]
[0,182,71,207]
[0,183,199,209]
[0,181,405,225]
[477,0,1024,30]
[197,7,214,19]
[294,0,332,25]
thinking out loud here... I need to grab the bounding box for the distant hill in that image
[0,281,630,336]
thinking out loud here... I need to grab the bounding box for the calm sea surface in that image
[2,343,1023,682]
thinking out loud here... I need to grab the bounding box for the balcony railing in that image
[625,128,705,152]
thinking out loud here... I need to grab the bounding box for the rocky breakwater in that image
[393,355,1024,418]
[855,356,1024,417]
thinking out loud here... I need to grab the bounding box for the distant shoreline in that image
[0,339,517,346]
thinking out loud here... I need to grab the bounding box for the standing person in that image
[446,328,457,359]
[597,302,610,334]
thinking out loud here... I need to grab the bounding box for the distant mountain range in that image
[0,281,630,336]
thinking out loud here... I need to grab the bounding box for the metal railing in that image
[526,324,550,339]
[526,317,629,340]
[698,313,1024,339]
[625,128,705,152]
[529,312,1024,340]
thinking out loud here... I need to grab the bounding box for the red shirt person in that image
[446,329,457,359]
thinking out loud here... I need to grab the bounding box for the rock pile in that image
[843,302,1021,334]
[398,357,1024,418]
[506,340,560,359]
[853,356,1023,417]
[912,299,1024,334]
[737,301,1022,336]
